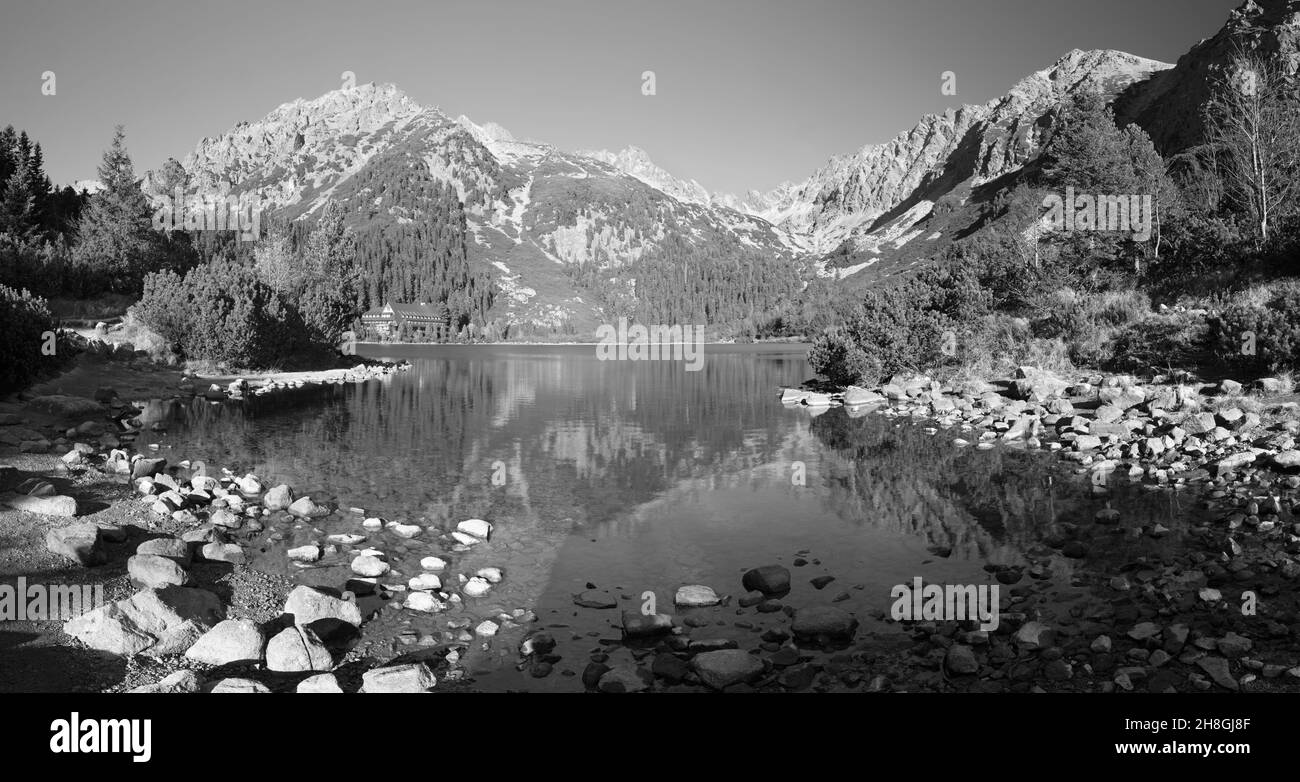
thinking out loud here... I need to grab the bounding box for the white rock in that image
[362,517,384,530]
[476,567,503,584]
[327,533,365,545]
[405,592,445,613]
[390,523,422,538]
[350,555,390,577]
[475,620,499,637]
[463,576,492,597]
[457,518,493,540]
[408,573,442,591]
[675,584,720,607]
[451,532,480,546]
[236,474,263,495]
[287,545,321,563]
[420,556,447,571]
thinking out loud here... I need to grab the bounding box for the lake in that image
[133,344,1199,691]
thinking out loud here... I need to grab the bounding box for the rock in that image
[8,494,79,518]
[361,662,436,693]
[1219,379,1243,396]
[1127,622,1161,642]
[209,509,242,529]
[404,591,445,612]
[136,536,190,564]
[44,522,102,564]
[200,542,245,564]
[1217,632,1252,658]
[266,625,334,672]
[456,518,493,540]
[791,606,858,641]
[184,619,265,666]
[350,555,389,577]
[622,611,674,637]
[211,678,270,693]
[462,576,492,597]
[475,566,503,584]
[390,522,422,538]
[597,665,650,693]
[692,649,765,689]
[128,670,201,694]
[287,544,321,563]
[263,484,295,510]
[945,644,979,675]
[1015,621,1054,649]
[475,620,499,637]
[131,457,167,479]
[741,565,791,596]
[1274,450,1300,470]
[574,589,618,609]
[127,554,190,588]
[1213,452,1256,475]
[284,585,363,627]
[674,584,720,607]
[288,496,328,518]
[419,556,446,571]
[236,475,262,495]
[408,573,442,591]
[296,673,343,693]
[1196,657,1238,691]
[63,586,224,656]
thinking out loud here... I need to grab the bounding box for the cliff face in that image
[1119,0,1300,157]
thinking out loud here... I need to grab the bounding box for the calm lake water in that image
[134,344,1199,691]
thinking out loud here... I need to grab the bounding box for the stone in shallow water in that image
[263,484,295,510]
[598,665,650,693]
[284,585,362,627]
[408,573,441,591]
[462,576,492,597]
[674,584,720,607]
[574,589,617,609]
[390,522,422,538]
[693,649,765,690]
[791,606,858,641]
[350,554,389,577]
[288,544,321,563]
[622,611,673,638]
[741,565,790,596]
[456,518,493,540]
[404,591,445,613]
[420,556,447,571]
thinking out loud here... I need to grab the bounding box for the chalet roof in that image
[361,301,449,322]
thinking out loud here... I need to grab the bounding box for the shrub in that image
[1210,281,1300,375]
[0,285,63,391]
[807,327,882,386]
[137,259,310,369]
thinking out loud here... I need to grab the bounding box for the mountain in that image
[717,49,1172,278]
[148,1,1300,327]
[1118,0,1300,156]
[163,83,798,334]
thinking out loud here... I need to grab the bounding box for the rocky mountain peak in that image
[577,145,712,206]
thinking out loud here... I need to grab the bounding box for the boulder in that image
[127,554,190,588]
[741,565,791,596]
[674,584,721,607]
[296,673,344,693]
[263,484,295,511]
[287,496,328,518]
[9,494,79,518]
[360,662,436,693]
[265,625,334,672]
[136,536,190,564]
[63,585,223,656]
[692,649,765,689]
[283,585,362,627]
[622,611,674,638]
[792,606,858,641]
[456,518,493,540]
[184,619,265,666]
[45,522,102,564]
[210,678,270,693]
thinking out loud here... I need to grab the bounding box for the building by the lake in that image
[360,301,452,341]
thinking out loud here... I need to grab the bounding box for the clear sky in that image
[0,0,1238,194]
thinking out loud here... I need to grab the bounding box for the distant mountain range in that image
[135,0,1300,330]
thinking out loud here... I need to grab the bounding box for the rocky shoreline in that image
[7,354,1300,693]
[774,367,1300,692]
